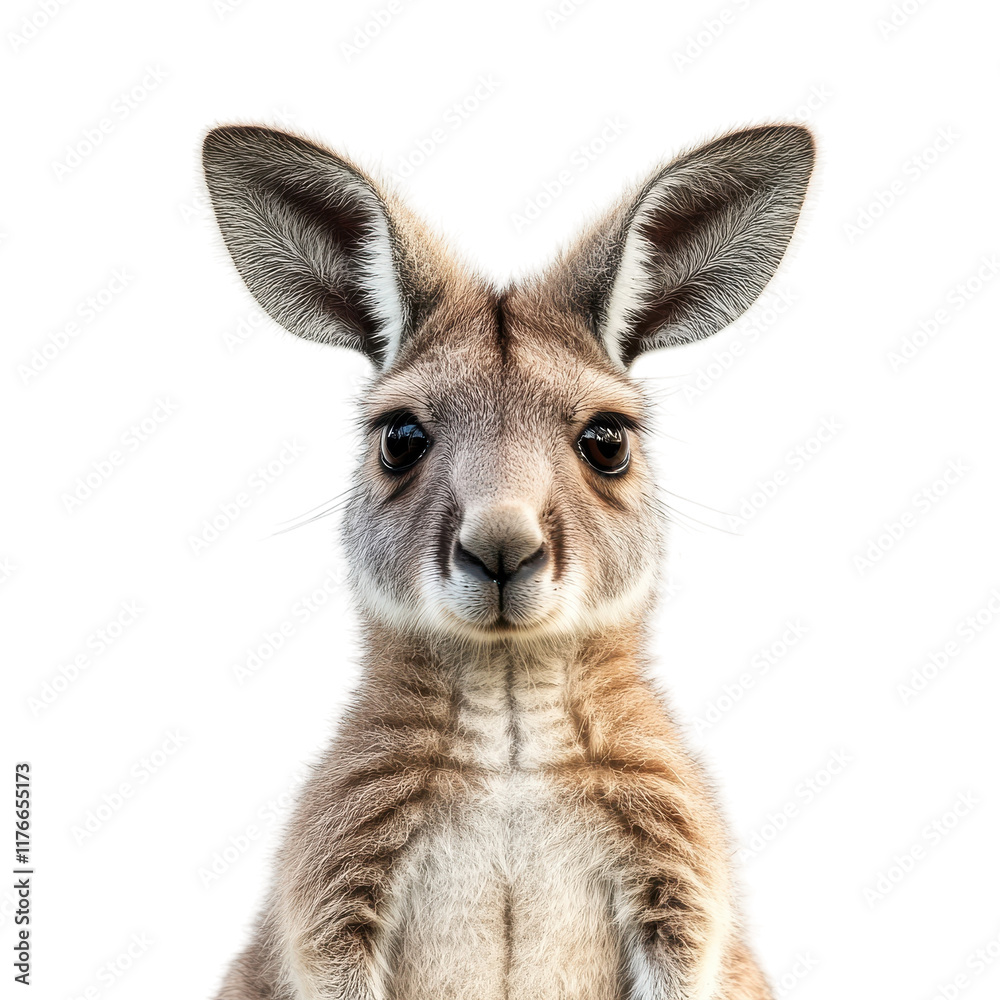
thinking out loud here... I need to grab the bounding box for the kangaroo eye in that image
[380,413,429,471]
[578,419,630,475]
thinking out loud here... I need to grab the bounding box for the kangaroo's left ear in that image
[549,124,815,368]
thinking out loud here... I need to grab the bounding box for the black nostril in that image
[453,541,498,584]
[514,545,548,580]
[453,540,548,588]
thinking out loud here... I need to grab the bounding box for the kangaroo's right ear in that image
[202,125,417,369]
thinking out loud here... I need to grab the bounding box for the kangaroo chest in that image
[375,660,632,1000]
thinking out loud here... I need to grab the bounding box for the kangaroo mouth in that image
[441,591,563,641]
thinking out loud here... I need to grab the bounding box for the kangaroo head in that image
[203,124,814,644]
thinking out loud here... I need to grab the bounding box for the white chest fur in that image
[372,655,634,1000]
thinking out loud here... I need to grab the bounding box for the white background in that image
[3,0,1000,998]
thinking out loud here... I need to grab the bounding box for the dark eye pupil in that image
[380,414,429,470]
[579,422,630,474]
[594,431,622,459]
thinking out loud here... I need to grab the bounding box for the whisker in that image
[268,508,341,537]
[268,473,382,537]
[653,494,740,537]
[273,486,360,525]
[658,489,733,517]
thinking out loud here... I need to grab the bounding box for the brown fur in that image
[219,630,763,999]
[202,122,815,1000]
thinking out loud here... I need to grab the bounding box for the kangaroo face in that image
[202,123,814,644]
[342,282,663,640]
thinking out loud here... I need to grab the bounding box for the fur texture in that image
[202,122,815,1000]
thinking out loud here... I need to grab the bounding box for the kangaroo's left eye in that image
[380,413,430,471]
[578,419,630,475]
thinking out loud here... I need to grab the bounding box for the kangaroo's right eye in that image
[578,417,630,475]
[380,413,430,471]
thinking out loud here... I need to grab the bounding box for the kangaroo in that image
[202,122,814,1000]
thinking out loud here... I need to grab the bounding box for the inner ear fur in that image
[544,124,816,367]
[202,125,444,368]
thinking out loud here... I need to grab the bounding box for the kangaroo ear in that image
[553,124,815,368]
[202,125,412,368]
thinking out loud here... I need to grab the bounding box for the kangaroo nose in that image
[454,539,548,588]
[453,505,548,588]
